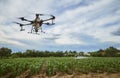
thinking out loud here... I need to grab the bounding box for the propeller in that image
[13,22,25,31]
[36,13,55,18]
[51,15,55,20]
[18,17,25,21]
[38,14,44,16]
[36,13,44,16]
[13,22,24,26]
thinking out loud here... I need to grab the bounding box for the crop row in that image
[0,58,44,77]
[0,57,120,77]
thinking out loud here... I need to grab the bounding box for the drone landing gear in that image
[28,32,40,35]
[27,29,45,35]
[41,30,45,33]
[39,27,45,33]
[20,29,25,31]
[20,26,25,31]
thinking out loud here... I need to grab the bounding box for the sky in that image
[0,0,120,52]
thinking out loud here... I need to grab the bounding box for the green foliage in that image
[1,57,120,77]
[105,46,119,57]
[1,46,120,58]
[0,47,12,58]
[0,58,44,77]
[89,46,120,57]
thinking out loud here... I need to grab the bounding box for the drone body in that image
[14,14,55,34]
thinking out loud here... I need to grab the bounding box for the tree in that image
[12,52,23,57]
[105,46,119,57]
[0,47,12,58]
[89,46,120,57]
[79,52,84,56]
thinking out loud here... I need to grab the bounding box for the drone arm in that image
[22,23,32,26]
[42,17,55,25]
[14,22,32,26]
[43,22,55,25]
[22,19,33,23]
[19,23,32,31]
[43,22,50,25]
[43,15,55,22]
[43,18,53,22]
[18,23,32,27]
[19,17,33,23]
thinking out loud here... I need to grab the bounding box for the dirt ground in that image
[30,73,120,78]
[0,70,120,78]
[1,72,120,78]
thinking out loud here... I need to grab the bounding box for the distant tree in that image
[12,52,23,57]
[10,53,19,58]
[64,51,69,57]
[79,52,84,56]
[73,51,77,57]
[55,51,64,57]
[67,50,76,57]
[89,52,99,57]
[0,47,12,58]
[23,49,37,57]
[89,46,120,57]
[97,49,105,57]
[105,46,119,57]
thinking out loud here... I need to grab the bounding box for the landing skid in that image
[28,31,45,35]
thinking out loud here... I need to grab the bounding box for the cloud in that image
[112,28,120,36]
[52,0,120,44]
[0,0,120,51]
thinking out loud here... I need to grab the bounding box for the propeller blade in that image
[39,14,44,16]
[36,13,44,16]
[13,22,24,26]
[18,17,25,21]
[13,22,20,24]
[51,15,55,19]
[36,13,55,20]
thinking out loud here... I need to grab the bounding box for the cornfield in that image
[0,57,120,77]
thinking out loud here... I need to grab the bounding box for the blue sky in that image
[0,0,120,52]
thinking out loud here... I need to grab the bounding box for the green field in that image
[0,57,120,77]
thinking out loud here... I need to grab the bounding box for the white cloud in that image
[0,0,120,51]
[55,0,82,8]
[52,0,120,45]
[57,0,115,23]
[55,37,85,45]
[0,31,26,46]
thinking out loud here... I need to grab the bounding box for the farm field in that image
[0,57,120,78]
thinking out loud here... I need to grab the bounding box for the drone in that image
[14,13,55,34]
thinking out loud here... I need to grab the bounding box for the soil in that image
[1,71,120,78]
[30,73,120,78]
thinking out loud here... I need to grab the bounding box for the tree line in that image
[0,46,120,58]
[89,46,120,57]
